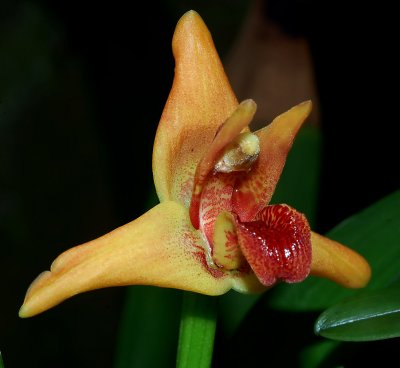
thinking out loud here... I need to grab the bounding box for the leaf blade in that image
[315,286,400,341]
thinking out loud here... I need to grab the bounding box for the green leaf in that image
[114,286,181,368]
[315,286,400,341]
[0,352,4,368]
[268,189,400,311]
[176,292,217,368]
[299,340,340,368]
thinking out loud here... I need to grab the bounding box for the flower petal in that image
[199,172,236,245]
[212,210,247,270]
[19,201,232,318]
[153,10,238,206]
[232,101,312,221]
[310,232,371,288]
[190,100,256,228]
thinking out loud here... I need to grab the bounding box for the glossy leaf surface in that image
[315,286,400,341]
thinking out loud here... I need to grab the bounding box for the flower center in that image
[190,99,312,286]
[214,132,260,173]
[198,139,311,285]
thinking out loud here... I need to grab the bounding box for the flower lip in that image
[235,204,312,286]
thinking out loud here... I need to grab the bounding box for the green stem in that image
[176,292,217,368]
[0,351,4,368]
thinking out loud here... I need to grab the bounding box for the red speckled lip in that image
[235,204,312,286]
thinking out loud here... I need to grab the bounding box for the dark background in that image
[1,0,399,367]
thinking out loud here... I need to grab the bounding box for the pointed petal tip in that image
[300,99,312,106]
[18,305,29,318]
[288,99,312,118]
[241,98,257,111]
[300,99,312,113]
[18,272,54,318]
[176,10,204,28]
[180,10,201,20]
[173,10,208,47]
[19,202,233,317]
[233,99,257,122]
[310,232,371,288]
[19,300,40,318]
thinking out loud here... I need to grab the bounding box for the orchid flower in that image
[19,11,371,318]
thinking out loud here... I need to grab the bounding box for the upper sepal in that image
[153,10,238,206]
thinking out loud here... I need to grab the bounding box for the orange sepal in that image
[19,201,232,318]
[153,10,238,206]
[232,101,312,221]
[310,232,371,288]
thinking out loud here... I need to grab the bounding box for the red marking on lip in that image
[235,204,311,286]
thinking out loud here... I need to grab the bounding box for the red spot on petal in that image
[182,226,226,278]
[199,173,236,244]
[236,204,311,286]
[193,251,226,278]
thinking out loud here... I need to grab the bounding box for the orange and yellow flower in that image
[19,11,370,318]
